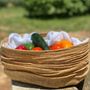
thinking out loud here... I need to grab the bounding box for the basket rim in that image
[0,37,89,53]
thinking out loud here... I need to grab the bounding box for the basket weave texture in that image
[0,37,89,88]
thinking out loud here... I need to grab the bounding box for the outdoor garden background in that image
[0,0,90,90]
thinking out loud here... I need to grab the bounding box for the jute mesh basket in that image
[0,33,90,88]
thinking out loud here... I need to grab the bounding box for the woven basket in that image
[0,34,90,88]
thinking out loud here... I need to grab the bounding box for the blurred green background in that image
[0,0,90,40]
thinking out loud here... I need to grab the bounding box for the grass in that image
[0,7,90,40]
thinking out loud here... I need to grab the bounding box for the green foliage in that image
[0,7,90,41]
[11,0,25,6]
[83,0,90,9]
[0,0,25,7]
[0,0,8,7]
[25,0,90,16]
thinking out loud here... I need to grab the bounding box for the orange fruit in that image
[50,39,73,50]
[59,39,73,48]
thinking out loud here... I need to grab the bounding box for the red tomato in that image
[32,47,43,51]
[16,45,28,50]
[49,44,61,50]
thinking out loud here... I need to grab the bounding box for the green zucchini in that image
[31,33,49,50]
